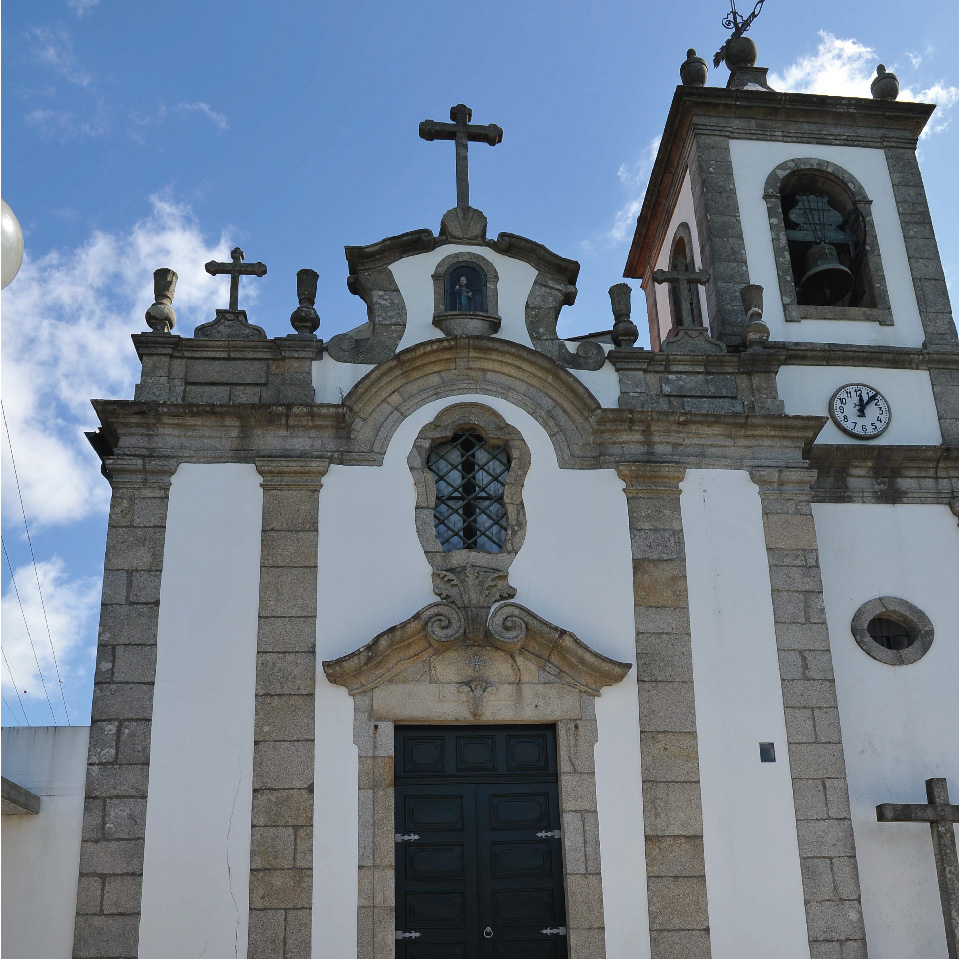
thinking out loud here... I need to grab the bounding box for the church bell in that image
[798,242,855,306]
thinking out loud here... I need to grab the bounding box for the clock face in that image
[829,384,891,439]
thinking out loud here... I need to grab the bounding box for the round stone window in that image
[851,597,934,666]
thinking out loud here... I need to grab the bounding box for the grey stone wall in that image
[751,468,868,959]
[619,463,712,959]
[247,458,327,959]
[73,459,174,959]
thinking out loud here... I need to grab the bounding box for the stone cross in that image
[419,104,503,210]
[204,247,267,312]
[651,259,710,327]
[877,777,959,958]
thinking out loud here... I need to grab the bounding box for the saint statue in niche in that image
[454,275,473,311]
[445,262,486,313]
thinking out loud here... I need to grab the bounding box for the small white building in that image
[3,43,957,959]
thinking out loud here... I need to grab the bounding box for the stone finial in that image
[609,283,639,348]
[680,48,709,87]
[871,64,900,101]
[290,268,320,336]
[739,283,770,349]
[145,268,177,333]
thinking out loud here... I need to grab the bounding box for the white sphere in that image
[1,199,25,290]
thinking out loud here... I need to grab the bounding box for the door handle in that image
[483,926,494,939]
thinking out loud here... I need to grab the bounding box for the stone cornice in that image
[132,332,324,362]
[625,85,935,279]
[766,343,959,371]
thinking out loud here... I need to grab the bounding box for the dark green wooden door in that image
[395,726,567,959]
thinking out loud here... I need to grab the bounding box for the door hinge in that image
[541,926,567,936]
[535,829,561,839]
[395,931,421,940]
[395,833,420,842]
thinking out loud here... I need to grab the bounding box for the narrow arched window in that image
[666,235,703,328]
[444,263,487,313]
[781,174,873,308]
[427,431,509,552]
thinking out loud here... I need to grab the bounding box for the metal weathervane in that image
[713,0,766,67]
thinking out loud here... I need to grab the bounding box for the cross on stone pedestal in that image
[204,247,267,312]
[419,104,503,210]
[877,777,960,958]
[651,260,710,327]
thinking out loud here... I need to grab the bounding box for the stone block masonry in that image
[73,458,175,959]
[751,468,869,959]
[247,458,327,959]
[618,463,713,959]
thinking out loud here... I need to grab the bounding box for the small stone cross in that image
[651,258,710,327]
[877,777,959,958]
[468,654,486,673]
[419,104,503,210]
[204,247,267,312]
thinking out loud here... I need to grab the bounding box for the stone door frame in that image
[353,684,607,959]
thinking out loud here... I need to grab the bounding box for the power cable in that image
[2,538,57,723]
[1,400,70,723]
[2,648,31,725]
[1,691,27,726]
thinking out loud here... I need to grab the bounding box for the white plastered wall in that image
[650,172,708,346]
[312,394,648,959]
[680,470,810,959]
[1,725,89,959]
[777,366,942,445]
[814,503,958,959]
[730,139,924,346]
[138,464,263,959]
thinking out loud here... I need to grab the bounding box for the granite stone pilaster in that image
[248,458,327,959]
[885,147,958,353]
[751,468,869,958]
[688,135,751,348]
[73,458,176,959]
[618,463,712,959]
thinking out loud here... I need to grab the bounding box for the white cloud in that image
[28,26,91,87]
[1,194,235,529]
[583,134,662,254]
[0,557,100,723]
[177,102,229,132]
[68,0,100,14]
[26,101,110,139]
[769,31,958,136]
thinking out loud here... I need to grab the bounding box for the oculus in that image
[850,596,934,666]
[829,383,891,439]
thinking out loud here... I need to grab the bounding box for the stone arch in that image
[342,337,601,468]
[762,157,892,324]
[665,221,704,329]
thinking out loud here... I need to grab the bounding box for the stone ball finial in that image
[739,283,770,349]
[145,268,177,333]
[680,49,709,87]
[724,35,758,69]
[290,268,320,336]
[871,64,900,101]
[609,282,639,349]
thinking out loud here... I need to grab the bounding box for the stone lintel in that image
[1,776,41,815]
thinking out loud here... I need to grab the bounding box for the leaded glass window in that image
[427,431,509,552]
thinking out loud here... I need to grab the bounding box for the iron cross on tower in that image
[204,247,268,312]
[419,104,503,210]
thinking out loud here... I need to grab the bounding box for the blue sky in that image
[2,0,957,726]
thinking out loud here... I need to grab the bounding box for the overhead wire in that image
[2,538,58,723]
[1,400,70,723]
[2,648,31,725]
[1,691,27,726]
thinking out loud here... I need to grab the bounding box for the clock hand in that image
[854,390,867,417]
[862,392,878,411]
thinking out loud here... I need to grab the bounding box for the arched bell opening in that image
[780,171,875,308]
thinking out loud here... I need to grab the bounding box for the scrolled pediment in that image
[322,568,630,697]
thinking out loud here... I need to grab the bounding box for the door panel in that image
[395,726,568,959]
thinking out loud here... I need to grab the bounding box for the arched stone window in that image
[665,225,703,329]
[764,158,892,325]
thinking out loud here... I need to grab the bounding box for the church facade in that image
[2,45,957,959]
